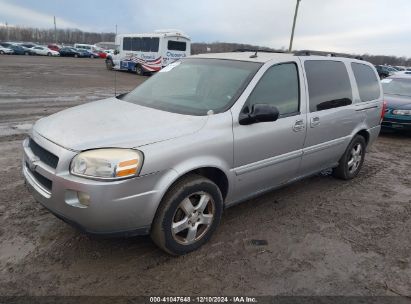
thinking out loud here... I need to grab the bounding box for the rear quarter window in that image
[305,60,352,112]
[351,63,380,101]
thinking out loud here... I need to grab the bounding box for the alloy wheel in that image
[347,143,362,174]
[171,192,215,245]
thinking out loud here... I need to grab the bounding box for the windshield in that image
[382,78,411,97]
[121,58,262,115]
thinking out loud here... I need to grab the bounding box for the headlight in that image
[70,149,144,180]
[392,109,411,116]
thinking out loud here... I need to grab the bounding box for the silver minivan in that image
[23,52,384,255]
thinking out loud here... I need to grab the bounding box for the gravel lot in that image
[0,55,410,296]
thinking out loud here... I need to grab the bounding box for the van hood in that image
[33,98,208,151]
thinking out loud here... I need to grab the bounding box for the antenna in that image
[249,50,258,58]
[114,24,118,97]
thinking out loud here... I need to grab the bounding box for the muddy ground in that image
[0,55,410,296]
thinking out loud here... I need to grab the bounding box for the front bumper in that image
[22,134,178,236]
[382,113,411,131]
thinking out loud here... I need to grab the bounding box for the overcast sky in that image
[1,0,410,57]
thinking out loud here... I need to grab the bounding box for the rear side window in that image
[351,63,380,101]
[168,41,187,51]
[305,60,352,112]
[131,37,141,51]
[151,38,159,52]
[246,63,300,116]
[123,37,132,51]
[141,37,151,52]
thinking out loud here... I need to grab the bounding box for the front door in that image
[231,60,307,202]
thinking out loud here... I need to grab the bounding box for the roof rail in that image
[294,50,365,61]
[233,48,285,53]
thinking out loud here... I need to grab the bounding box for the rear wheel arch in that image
[356,129,370,146]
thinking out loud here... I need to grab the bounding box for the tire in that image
[332,135,366,180]
[105,58,114,70]
[90,55,94,58]
[151,174,223,255]
[135,64,144,76]
[24,52,29,56]
[47,52,51,56]
[0,50,4,55]
[74,54,78,58]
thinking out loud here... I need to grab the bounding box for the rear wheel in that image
[135,64,144,76]
[47,52,51,56]
[151,175,223,255]
[332,135,366,180]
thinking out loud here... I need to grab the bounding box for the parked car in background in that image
[23,52,383,255]
[0,42,12,48]
[381,75,411,131]
[393,66,405,71]
[76,48,99,58]
[74,43,100,52]
[19,43,37,49]
[99,49,115,59]
[47,44,61,52]
[59,47,88,58]
[8,45,34,55]
[31,46,60,56]
[375,65,396,79]
[0,45,13,54]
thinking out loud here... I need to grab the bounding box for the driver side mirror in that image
[239,104,280,125]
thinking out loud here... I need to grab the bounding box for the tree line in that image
[0,26,115,45]
[1,26,410,66]
[192,42,411,66]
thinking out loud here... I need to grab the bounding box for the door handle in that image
[293,119,305,132]
[310,116,320,127]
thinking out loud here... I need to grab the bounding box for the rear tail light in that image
[380,100,387,123]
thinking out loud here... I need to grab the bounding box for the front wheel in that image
[151,175,223,255]
[105,58,114,70]
[332,135,366,180]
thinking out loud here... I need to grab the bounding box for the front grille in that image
[29,138,59,169]
[26,162,53,191]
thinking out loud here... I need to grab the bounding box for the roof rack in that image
[233,48,285,53]
[294,50,365,61]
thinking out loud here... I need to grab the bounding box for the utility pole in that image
[5,21,9,41]
[288,0,301,53]
[54,16,57,44]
